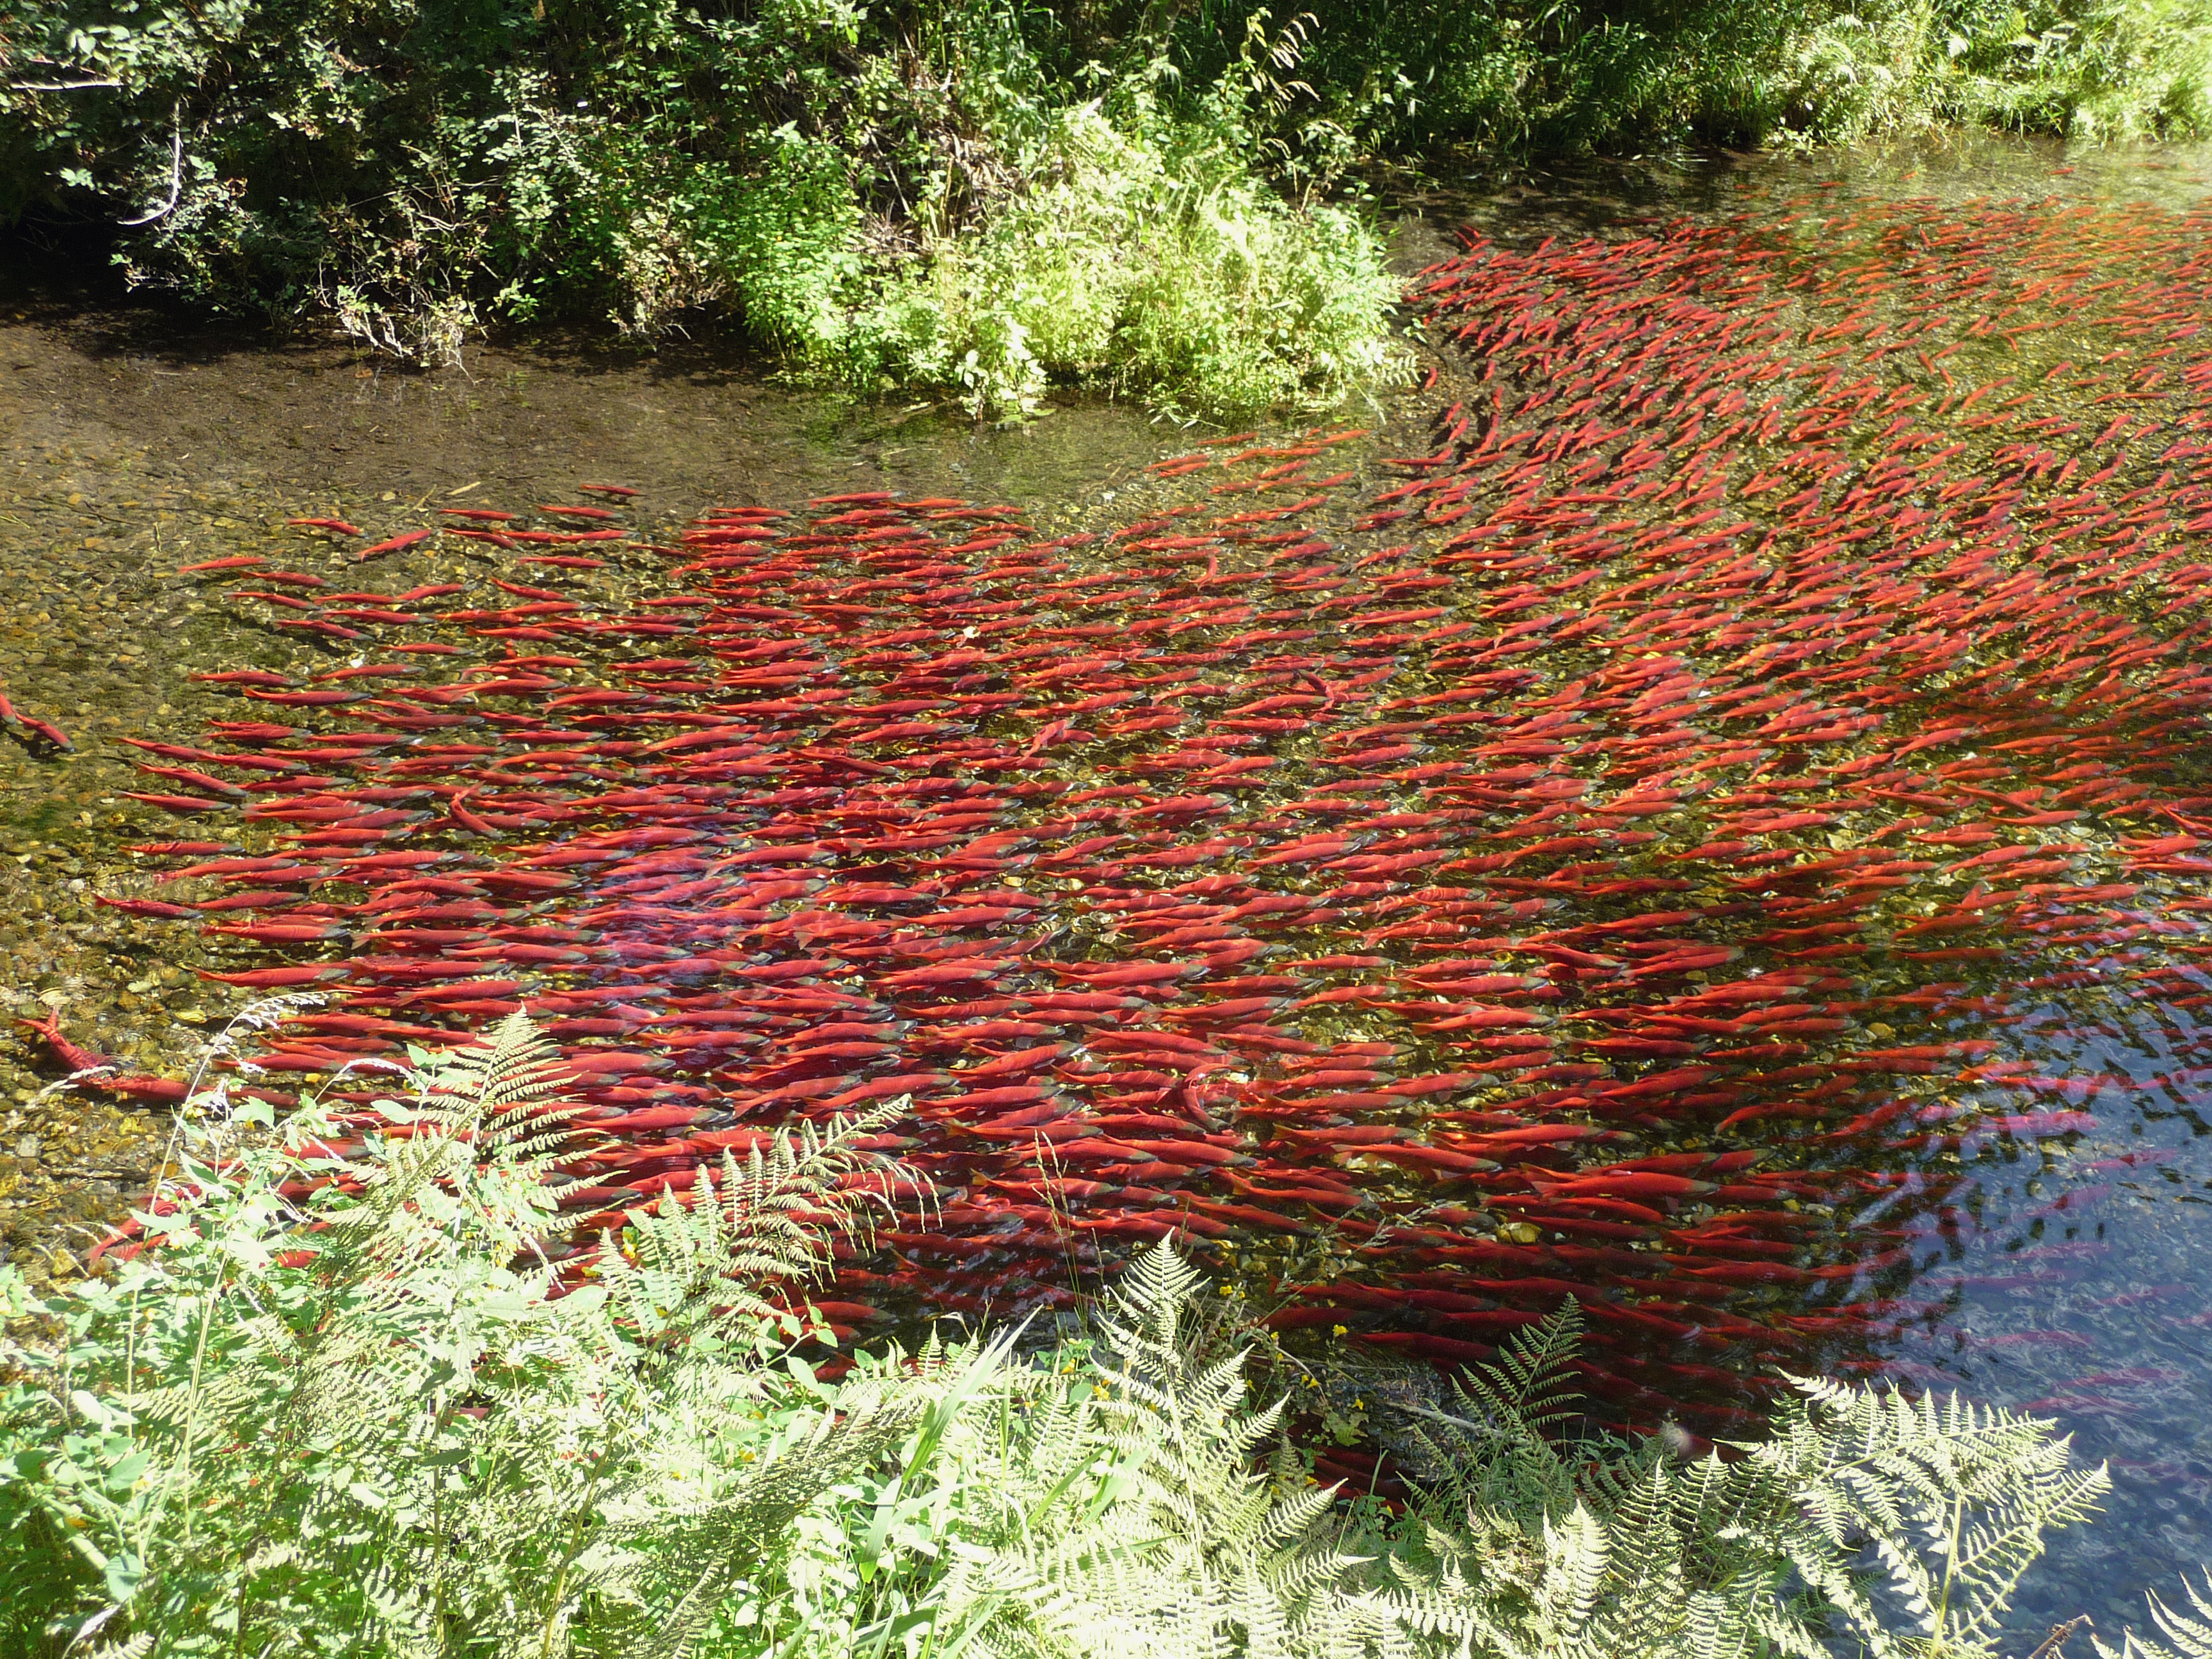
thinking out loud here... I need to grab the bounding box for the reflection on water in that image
[6,131,2212,1641]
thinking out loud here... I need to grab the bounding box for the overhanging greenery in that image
[3,2,2207,417]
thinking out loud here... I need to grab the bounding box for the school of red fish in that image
[14,183,2212,1455]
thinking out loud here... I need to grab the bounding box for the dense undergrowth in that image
[1,1006,2208,1658]
[3,2,2209,417]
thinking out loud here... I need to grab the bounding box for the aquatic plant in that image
[0,1011,2165,1656]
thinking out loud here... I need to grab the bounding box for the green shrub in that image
[1925,0,2212,140]
[10,2,2204,424]
[1193,0,2212,154]
[852,98,1407,419]
[0,0,1405,418]
[4,1006,2201,1658]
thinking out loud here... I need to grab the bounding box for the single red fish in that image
[95,895,198,920]
[13,714,71,753]
[135,765,248,798]
[358,529,436,561]
[119,791,234,814]
[19,1011,114,1073]
[196,959,349,986]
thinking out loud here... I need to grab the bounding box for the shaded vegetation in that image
[1,3,2208,406]
[0,0,1411,417]
[0,1007,2188,1657]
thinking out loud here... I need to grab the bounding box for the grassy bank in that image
[3,2,2208,420]
[1,1009,2189,1658]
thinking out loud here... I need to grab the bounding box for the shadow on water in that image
[6,128,2212,1644]
[1384,131,2212,1636]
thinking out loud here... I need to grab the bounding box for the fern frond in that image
[412,1007,598,1198]
[1466,1297,1586,1436]
[2096,1575,2212,1659]
[591,1104,911,1354]
[1746,1374,2111,1655]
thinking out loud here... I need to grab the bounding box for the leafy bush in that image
[0,0,1406,417]
[8,3,2204,419]
[1925,0,2212,140]
[1353,0,2209,148]
[4,1006,2202,1658]
[855,96,1406,419]
[1278,0,1840,156]
[1071,0,2211,155]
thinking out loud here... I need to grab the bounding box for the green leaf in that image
[0,1262,48,1318]
[103,1549,145,1605]
[103,1449,152,1495]
[70,1390,113,1430]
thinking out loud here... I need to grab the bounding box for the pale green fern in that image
[597,1102,908,1355]
[1370,1302,2112,1659]
[917,1242,1398,1659]
[0,1009,2179,1659]
[2096,1575,2212,1659]
[0,1008,949,1658]
[890,1267,2120,1659]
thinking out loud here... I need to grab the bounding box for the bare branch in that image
[118,100,183,227]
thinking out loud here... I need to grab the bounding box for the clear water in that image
[1411,129,2212,1639]
[6,129,2212,1646]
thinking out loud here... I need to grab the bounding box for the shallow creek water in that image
[0,314,1195,1230]
[5,131,2212,1640]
